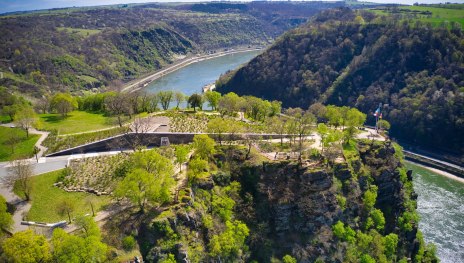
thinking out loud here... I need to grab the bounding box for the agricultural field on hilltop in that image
[0,126,39,161]
[370,4,464,27]
[14,170,111,222]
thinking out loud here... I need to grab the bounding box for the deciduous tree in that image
[4,159,33,201]
[56,199,75,223]
[204,91,221,110]
[104,92,130,127]
[0,195,13,234]
[14,106,37,138]
[159,91,174,110]
[174,145,189,172]
[188,93,204,112]
[51,93,78,117]
[2,230,51,263]
[174,91,186,109]
[192,134,215,160]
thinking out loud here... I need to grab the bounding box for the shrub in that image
[122,235,136,251]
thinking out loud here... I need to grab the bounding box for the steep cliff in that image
[136,141,436,262]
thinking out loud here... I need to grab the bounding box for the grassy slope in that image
[371,5,464,27]
[0,127,39,161]
[39,111,115,135]
[14,170,111,222]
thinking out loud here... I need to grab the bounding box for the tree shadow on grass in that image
[41,115,68,123]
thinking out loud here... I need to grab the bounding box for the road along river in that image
[138,49,462,263]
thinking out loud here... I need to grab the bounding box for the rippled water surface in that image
[406,162,464,263]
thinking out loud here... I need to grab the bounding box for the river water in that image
[143,50,463,262]
[144,50,261,95]
[406,162,464,263]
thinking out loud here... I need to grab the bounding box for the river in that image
[144,50,261,95]
[406,161,464,263]
[142,50,463,262]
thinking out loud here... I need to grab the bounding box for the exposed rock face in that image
[238,162,340,261]
[138,142,434,262]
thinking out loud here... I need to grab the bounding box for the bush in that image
[122,235,136,251]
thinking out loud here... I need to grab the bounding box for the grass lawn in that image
[39,111,116,135]
[14,170,111,222]
[370,4,464,27]
[0,127,39,161]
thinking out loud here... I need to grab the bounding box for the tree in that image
[218,92,241,117]
[378,119,391,132]
[131,117,152,133]
[187,157,209,185]
[308,103,327,121]
[51,93,78,117]
[5,132,21,154]
[267,116,287,147]
[207,118,229,145]
[282,255,297,263]
[4,159,33,201]
[363,185,378,212]
[204,91,221,110]
[0,195,13,234]
[2,230,51,263]
[56,199,75,223]
[325,105,342,128]
[174,91,186,109]
[174,145,189,172]
[270,100,282,117]
[104,92,130,127]
[317,123,329,153]
[148,93,160,112]
[14,106,37,138]
[384,233,399,260]
[159,91,174,110]
[209,220,249,261]
[192,134,215,160]
[51,227,108,263]
[2,103,22,121]
[116,168,171,213]
[188,93,204,112]
[287,108,316,162]
[115,150,174,212]
[74,215,101,238]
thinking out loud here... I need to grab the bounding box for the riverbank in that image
[122,48,263,93]
[403,150,464,179]
[406,160,464,184]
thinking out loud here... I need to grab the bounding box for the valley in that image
[0,2,463,263]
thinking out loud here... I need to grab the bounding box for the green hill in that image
[0,2,346,97]
[216,7,464,154]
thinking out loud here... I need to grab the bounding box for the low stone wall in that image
[46,132,285,157]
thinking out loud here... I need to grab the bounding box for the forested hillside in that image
[217,7,464,154]
[0,2,345,97]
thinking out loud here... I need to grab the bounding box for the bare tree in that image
[4,159,33,201]
[131,117,152,133]
[14,107,37,138]
[35,96,50,114]
[5,133,21,154]
[128,92,140,114]
[105,93,130,127]
[56,199,75,223]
